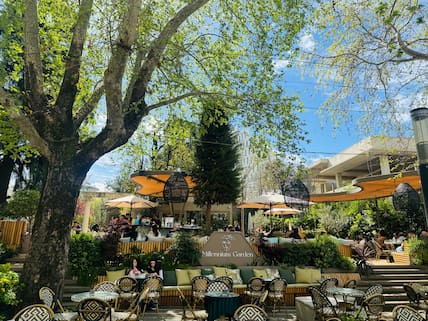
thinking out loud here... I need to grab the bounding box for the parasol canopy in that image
[105,195,158,209]
[264,207,301,215]
[252,192,285,205]
[131,170,196,198]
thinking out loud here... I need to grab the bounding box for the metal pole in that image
[410,108,428,229]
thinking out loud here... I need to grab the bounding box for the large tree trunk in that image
[20,150,91,305]
[0,154,14,205]
[205,203,212,233]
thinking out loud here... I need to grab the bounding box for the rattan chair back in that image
[13,304,54,321]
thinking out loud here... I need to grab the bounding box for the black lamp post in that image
[410,107,428,228]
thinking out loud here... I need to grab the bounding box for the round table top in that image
[71,290,119,303]
[205,291,240,298]
[326,287,365,297]
[133,273,148,279]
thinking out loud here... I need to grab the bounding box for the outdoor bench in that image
[158,267,360,306]
[97,266,359,306]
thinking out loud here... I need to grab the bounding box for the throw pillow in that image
[226,268,243,284]
[295,267,312,283]
[240,268,254,284]
[253,269,268,279]
[201,268,214,276]
[311,268,321,282]
[213,266,227,277]
[278,267,295,284]
[163,270,177,286]
[187,269,202,281]
[266,268,280,279]
[176,269,191,286]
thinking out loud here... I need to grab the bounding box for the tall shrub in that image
[68,233,102,286]
[0,263,20,321]
[312,235,355,270]
[167,232,201,267]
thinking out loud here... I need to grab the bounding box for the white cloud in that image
[273,59,290,70]
[299,33,315,52]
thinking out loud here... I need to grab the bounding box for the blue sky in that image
[84,36,364,191]
[84,73,363,192]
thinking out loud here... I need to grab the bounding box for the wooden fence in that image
[0,220,28,249]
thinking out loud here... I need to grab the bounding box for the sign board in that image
[199,231,256,266]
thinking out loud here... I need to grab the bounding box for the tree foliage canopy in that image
[0,0,311,303]
[301,0,427,136]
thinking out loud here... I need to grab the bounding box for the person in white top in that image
[129,258,144,277]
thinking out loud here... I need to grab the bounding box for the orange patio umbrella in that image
[131,170,196,198]
[310,171,421,203]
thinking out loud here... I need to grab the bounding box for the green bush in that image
[0,263,20,321]
[0,241,15,264]
[278,242,316,266]
[269,236,355,270]
[68,233,102,285]
[408,237,428,265]
[165,232,201,267]
[312,235,355,271]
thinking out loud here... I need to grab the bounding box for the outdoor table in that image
[204,291,241,321]
[133,273,148,290]
[326,287,364,312]
[384,240,402,250]
[71,290,119,303]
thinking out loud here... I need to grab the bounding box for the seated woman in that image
[147,226,161,238]
[129,258,145,277]
[147,259,163,279]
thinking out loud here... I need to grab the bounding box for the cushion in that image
[176,269,191,286]
[278,267,295,284]
[266,268,280,279]
[201,268,214,276]
[187,269,202,281]
[240,269,254,284]
[311,268,321,282]
[163,270,177,286]
[253,269,268,279]
[295,267,321,283]
[226,268,243,284]
[213,266,227,277]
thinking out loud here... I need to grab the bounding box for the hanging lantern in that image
[392,182,420,212]
[163,172,189,203]
[280,178,310,210]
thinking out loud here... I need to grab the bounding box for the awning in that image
[310,171,421,202]
[131,170,196,198]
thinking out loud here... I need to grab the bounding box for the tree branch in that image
[56,0,94,113]
[73,81,104,129]
[23,0,47,111]
[0,88,50,158]
[130,0,210,106]
[395,27,428,60]
[146,91,215,112]
[104,0,142,129]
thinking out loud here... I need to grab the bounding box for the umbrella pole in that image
[240,207,244,236]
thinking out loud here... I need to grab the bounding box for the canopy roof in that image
[309,171,421,203]
[131,170,196,198]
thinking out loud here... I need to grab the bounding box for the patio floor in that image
[141,306,298,321]
[140,306,395,321]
